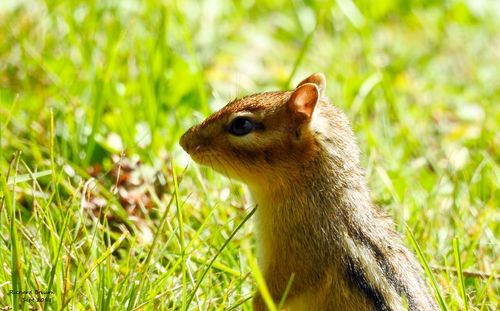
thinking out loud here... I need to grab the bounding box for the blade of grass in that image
[61,230,129,309]
[189,255,241,277]
[226,295,253,311]
[49,109,62,208]
[277,273,295,310]
[171,158,188,310]
[1,93,18,133]
[6,152,22,311]
[284,23,318,89]
[406,225,448,311]
[47,196,78,309]
[127,188,176,310]
[453,237,469,311]
[185,206,257,308]
[477,273,495,310]
[242,236,276,311]
[477,273,495,311]
[7,170,52,186]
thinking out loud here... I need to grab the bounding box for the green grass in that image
[0,0,499,310]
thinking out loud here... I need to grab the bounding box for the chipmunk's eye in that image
[228,117,254,136]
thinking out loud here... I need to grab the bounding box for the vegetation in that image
[0,0,498,310]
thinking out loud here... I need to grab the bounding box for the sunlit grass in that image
[0,0,499,310]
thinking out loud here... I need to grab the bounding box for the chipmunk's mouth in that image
[186,146,205,162]
[182,143,214,166]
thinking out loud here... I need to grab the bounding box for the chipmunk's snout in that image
[180,125,210,156]
[180,127,195,153]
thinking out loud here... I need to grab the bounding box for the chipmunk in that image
[180,73,439,311]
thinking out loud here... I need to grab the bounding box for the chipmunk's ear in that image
[296,72,326,97]
[287,83,319,125]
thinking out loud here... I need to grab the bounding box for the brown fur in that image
[180,73,439,311]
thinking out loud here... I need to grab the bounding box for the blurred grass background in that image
[0,0,499,310]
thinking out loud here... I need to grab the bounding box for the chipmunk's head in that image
[180,73,344,188]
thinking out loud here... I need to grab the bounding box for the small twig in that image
[431,265,499,279]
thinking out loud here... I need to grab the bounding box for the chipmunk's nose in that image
[180,125,206,154]
[179,129,192,152]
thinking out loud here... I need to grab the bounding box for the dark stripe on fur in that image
[344,257,391,311]
[352,229,420,311]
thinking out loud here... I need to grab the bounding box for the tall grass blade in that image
[453,237,468,311]
[7,152,22,311]
[242,237,276,311]
[185,206,257,308]
[406,225,448,311]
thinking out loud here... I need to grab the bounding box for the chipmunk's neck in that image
[250,148,372,225]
